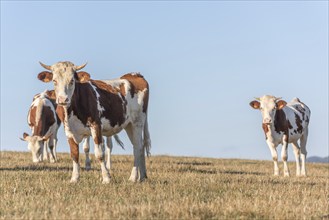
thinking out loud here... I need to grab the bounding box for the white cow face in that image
[37,61,90,107]
[21,133,44,163]
[250,95,287,125]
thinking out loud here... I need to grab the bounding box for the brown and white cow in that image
[37,61,151,183]
[250,95,310,176]
[21,90,60,163]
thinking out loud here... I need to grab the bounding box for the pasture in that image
[0,151,328,219]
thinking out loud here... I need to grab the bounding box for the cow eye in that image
[69,79,74,85]
[53,80,57,86]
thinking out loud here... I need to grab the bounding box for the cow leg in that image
[281,142,290,177]
[266,140,279,176]
[53,137,58,162]
[83,137,91,171]
[43,140,49,161]
[91,127,110,184]
[125,124,146,182]
[68,138,80,183]
[48,135,57,163]
[105,136,113,170]
[291,142,301,176]
[300,128,308,176]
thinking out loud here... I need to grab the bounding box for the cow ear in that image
[249,100,260,109]
[38,71,53,82]
[76,71,90,83]
[276,100,287,110]
[20,132,29,141]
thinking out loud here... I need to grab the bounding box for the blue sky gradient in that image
[1,1,328,160]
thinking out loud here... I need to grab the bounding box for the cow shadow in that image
[177,167,264,176]
[0,165,95,172]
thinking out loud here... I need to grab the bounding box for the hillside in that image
[307,156,329,163]
[0,151,328,219]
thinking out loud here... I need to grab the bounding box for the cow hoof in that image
[129,176,139,182]
[102,178,110,184]
[70,178,79,183]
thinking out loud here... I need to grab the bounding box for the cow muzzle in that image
[57,96,70,106]
[263,118,273,124]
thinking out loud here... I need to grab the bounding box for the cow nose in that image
[58,96,69,105]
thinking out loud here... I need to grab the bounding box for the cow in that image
[21,90,60,163]
[249,95,310,176]
[37,61,151,183]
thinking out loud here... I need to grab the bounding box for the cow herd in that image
[21,61,311,183]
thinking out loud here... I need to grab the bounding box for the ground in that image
[0,151,328,219]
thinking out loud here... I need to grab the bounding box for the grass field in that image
[0,151,328,219]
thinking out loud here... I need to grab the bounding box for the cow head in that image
[20,132,45,163]
[249,95,287,125]
[37,61,90,106]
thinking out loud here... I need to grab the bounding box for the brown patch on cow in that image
[295,113,304,133]
[90,122,102,145]
[56,106,65,123]
[121,73,149,113]
[23,133,29,139]
[89,80,127,127]
[91,80,121,94]
[274,109,289,142]
[262,123,269,139]
[45,90,56,101]
[68,138,79,163]
[28,105,55,137]
[76,71,91,83]
[29,106,37,128]
[119,83,126,96]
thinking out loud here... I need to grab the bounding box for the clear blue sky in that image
[1,1,328,160]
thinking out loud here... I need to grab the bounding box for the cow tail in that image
[113,134,125,149]
[143,115,151,157]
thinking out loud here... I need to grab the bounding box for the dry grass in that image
[0,151,328,219]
